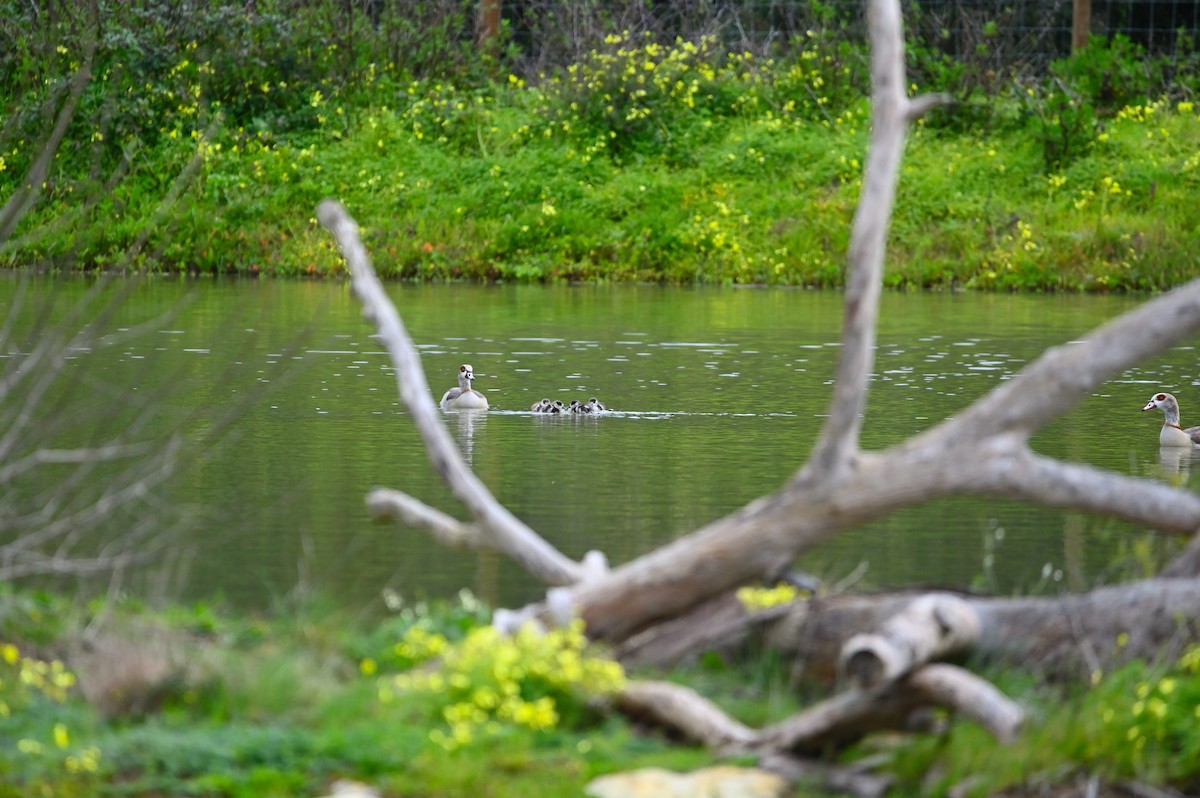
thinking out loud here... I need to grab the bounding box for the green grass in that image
[2,30,1198,289]
[6,587,1200,797]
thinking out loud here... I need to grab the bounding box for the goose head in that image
[1143,392,1182,423]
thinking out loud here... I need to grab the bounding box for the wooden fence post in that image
[479,0,501,48]
[1072,0,1091,50]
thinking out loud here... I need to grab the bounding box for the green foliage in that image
[0,589,694,797]
[1,1,1198,288]
[11,586,1200,797]
[1020,80,1099,172]
[0,642,102,784]
[1019,35,1168,172]
[1055,35,1164,115]
[381,619,627,750]
[1082,643,1200,786]
[351,587,491,671]
[888,645,1200,796]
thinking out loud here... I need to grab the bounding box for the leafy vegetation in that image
[887,647,1200,796]
[0,1,1196,288]
[0,587,708,798]
[6,586,1200,796]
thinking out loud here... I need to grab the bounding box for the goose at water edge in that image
[440,364,489,410]
[1142,392,1200,447]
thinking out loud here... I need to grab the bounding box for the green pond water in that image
[3,276,1198,613]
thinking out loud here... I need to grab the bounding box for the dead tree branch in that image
[320,0,1199,775]
[317,200,600,588]
[808,0,950,477]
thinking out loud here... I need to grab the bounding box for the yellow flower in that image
[18,739,43,755]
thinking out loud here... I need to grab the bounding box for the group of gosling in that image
[438,363,607,415]
[530,397,606,414]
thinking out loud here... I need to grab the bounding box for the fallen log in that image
[839,593,980,689]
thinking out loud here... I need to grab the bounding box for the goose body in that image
[531,398,550,413]
[440,364,489,410]
[1142,392,1200,447]
[586,397,606,413]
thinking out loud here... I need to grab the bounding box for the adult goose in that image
[1142,392,1200,447]
[440,364,489,410]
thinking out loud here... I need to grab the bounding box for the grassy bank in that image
[4,586,1200,797]
[1,3,1197,289]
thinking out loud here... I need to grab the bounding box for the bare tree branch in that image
[970,447,1200,532]
[317,199,592,587]
[839,594,980,689]
[366,487,492,551]
[616,680,758,750]
[320,0,1200,775]
[807,0,910,476]
[918,278,1200,447]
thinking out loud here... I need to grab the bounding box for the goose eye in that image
[1157,393,1167,401]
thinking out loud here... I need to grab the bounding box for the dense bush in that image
[0,0,1197,287]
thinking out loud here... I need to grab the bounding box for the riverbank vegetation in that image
[1,0,1197,288]
[4,2,1200,794]
[5,585,1200,797]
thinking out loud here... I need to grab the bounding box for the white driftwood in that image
[321,0,1200,776]
[907,664,1024,744]
[758,663,1022,752]
[617,680,758,750]
[839,594,980,689]
[619,663,1021,757]
[365,487,492,551]
[807,0,950,479]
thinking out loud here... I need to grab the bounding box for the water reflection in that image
[446,409,487,465]
[4,277,1198,613]
[1157,447,1200,482]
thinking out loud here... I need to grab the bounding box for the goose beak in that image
[1142,400,1155,411]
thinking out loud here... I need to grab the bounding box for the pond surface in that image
[4,276,1199,614]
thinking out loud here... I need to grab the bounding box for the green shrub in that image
[379,619,626,750]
